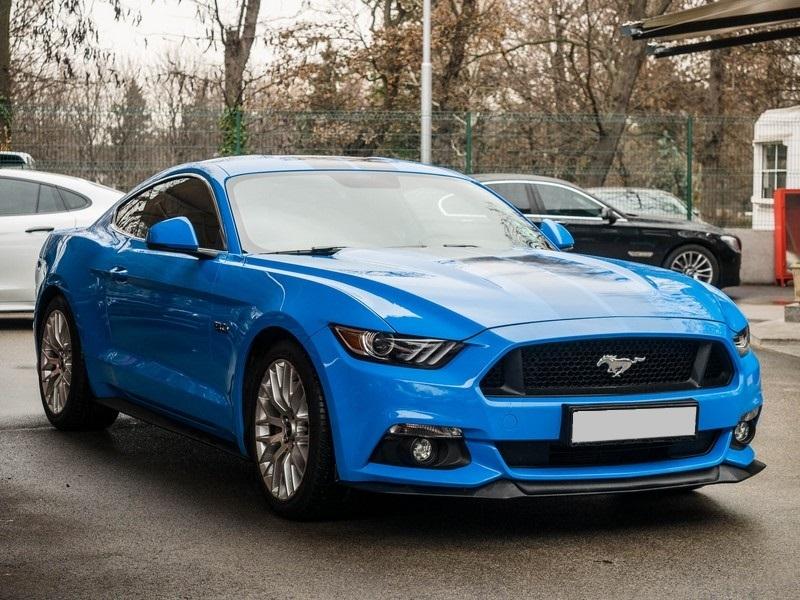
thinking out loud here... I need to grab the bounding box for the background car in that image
[474,173,741,288]
[0,170,123,312]
[586,186,703,222]
[0,151,36,170]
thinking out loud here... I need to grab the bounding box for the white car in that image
[0,170,123,312]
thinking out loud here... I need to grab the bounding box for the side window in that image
[115,191,150,238]
[37,184,66,213]
[534,184,603,218]
[486,182,531,212]
[0,179,39,216]
[114,177,225,250]
[59,188,91,210]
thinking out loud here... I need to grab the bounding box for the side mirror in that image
[146,217,200,254]
[539,218,574,251]
[600,206,618,224]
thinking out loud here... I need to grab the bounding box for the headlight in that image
[332,325,462,368]
[720,234,741,253]
[733,325,750,356]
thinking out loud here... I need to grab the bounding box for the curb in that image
[751,318,800,359]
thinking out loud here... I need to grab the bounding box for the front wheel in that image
[37,295,118,430]
[247,340,345,519]
[664,244,719,286]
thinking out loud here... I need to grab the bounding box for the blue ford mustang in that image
[34,156,764,519]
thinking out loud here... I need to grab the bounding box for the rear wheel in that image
[664,244,719,286]
[37,295,118,430]
[247,339,345,519]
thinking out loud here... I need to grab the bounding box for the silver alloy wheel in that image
[255,359,310,501]
[39,310,73,414]
[669,250,714,283]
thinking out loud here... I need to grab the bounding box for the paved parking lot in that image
[1,319,799,599]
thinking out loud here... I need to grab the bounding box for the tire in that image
[664,244,719,286]
[37,295,118,430]
[247,339,345,520]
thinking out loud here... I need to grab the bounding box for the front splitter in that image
[348,460,766,499]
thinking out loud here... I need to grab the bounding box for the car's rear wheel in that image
[247,339,345,519]
[37,295,118,430]
[664,244,719,286]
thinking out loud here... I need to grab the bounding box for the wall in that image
[727,228,774,284]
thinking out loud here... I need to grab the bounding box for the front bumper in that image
[311,316,763,493]
[716,243,742,288]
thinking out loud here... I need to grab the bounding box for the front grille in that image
[497,430,719,468]
[481,337,733,396]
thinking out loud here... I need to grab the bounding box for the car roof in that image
[471,173,583,187]
[0,169,123,197]
[588,187,669,194]
[170,155,466,179]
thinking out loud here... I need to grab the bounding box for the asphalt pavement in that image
[1,319,799,599]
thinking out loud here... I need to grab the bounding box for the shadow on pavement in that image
[38,420,753,542]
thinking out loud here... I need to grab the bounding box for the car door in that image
[529,181,637,260]
[0,178,76,305]
[100,175,230,432]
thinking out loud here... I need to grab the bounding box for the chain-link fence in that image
[9,105,795,229]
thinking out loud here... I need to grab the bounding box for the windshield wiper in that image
[267,246,347,256]
[442,243,479,248]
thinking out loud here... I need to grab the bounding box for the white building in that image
[751,106,800,230]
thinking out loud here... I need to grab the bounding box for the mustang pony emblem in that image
[596,355,646,377]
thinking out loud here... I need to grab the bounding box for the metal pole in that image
[420,0,432,163]
[464,111,472,174]
[685,115,694,221]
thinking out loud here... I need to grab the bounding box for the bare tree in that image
[0,0,137,147]
[191,0,262,153]
[579,0,673,187]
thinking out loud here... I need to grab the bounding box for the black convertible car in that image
[474,174,741,288]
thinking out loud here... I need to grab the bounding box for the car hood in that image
[248,248,731,340]
[624,214,724,233]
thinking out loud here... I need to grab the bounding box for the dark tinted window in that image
[486,182,531,212]
[37,184,66,213]
[534,183,603,218]
[0,155,26,168]
[114,177,224,250]
[0,179,39,216]
[59,188,90,210]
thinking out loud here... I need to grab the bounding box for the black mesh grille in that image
[482,363,505,388]
[497,430,719,468]
[481,338,733,396]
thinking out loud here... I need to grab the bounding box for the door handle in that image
[108,266,128,282]
[25,226,55,233]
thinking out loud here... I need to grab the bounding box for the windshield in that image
[226,171,552,254]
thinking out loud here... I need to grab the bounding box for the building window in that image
[761,143,787,198]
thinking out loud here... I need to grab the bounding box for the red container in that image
[774,188,800,285]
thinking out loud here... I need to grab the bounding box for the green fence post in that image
[234,108,243,155]
[685,115,694,221]
[465,111,472,174]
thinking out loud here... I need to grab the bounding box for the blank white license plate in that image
[570,405,697,444]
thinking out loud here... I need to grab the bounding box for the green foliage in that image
[219,106,247,156]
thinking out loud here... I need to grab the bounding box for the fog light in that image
[741,407,760,422]
[733,421,751,444]
[411,438,434,464]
